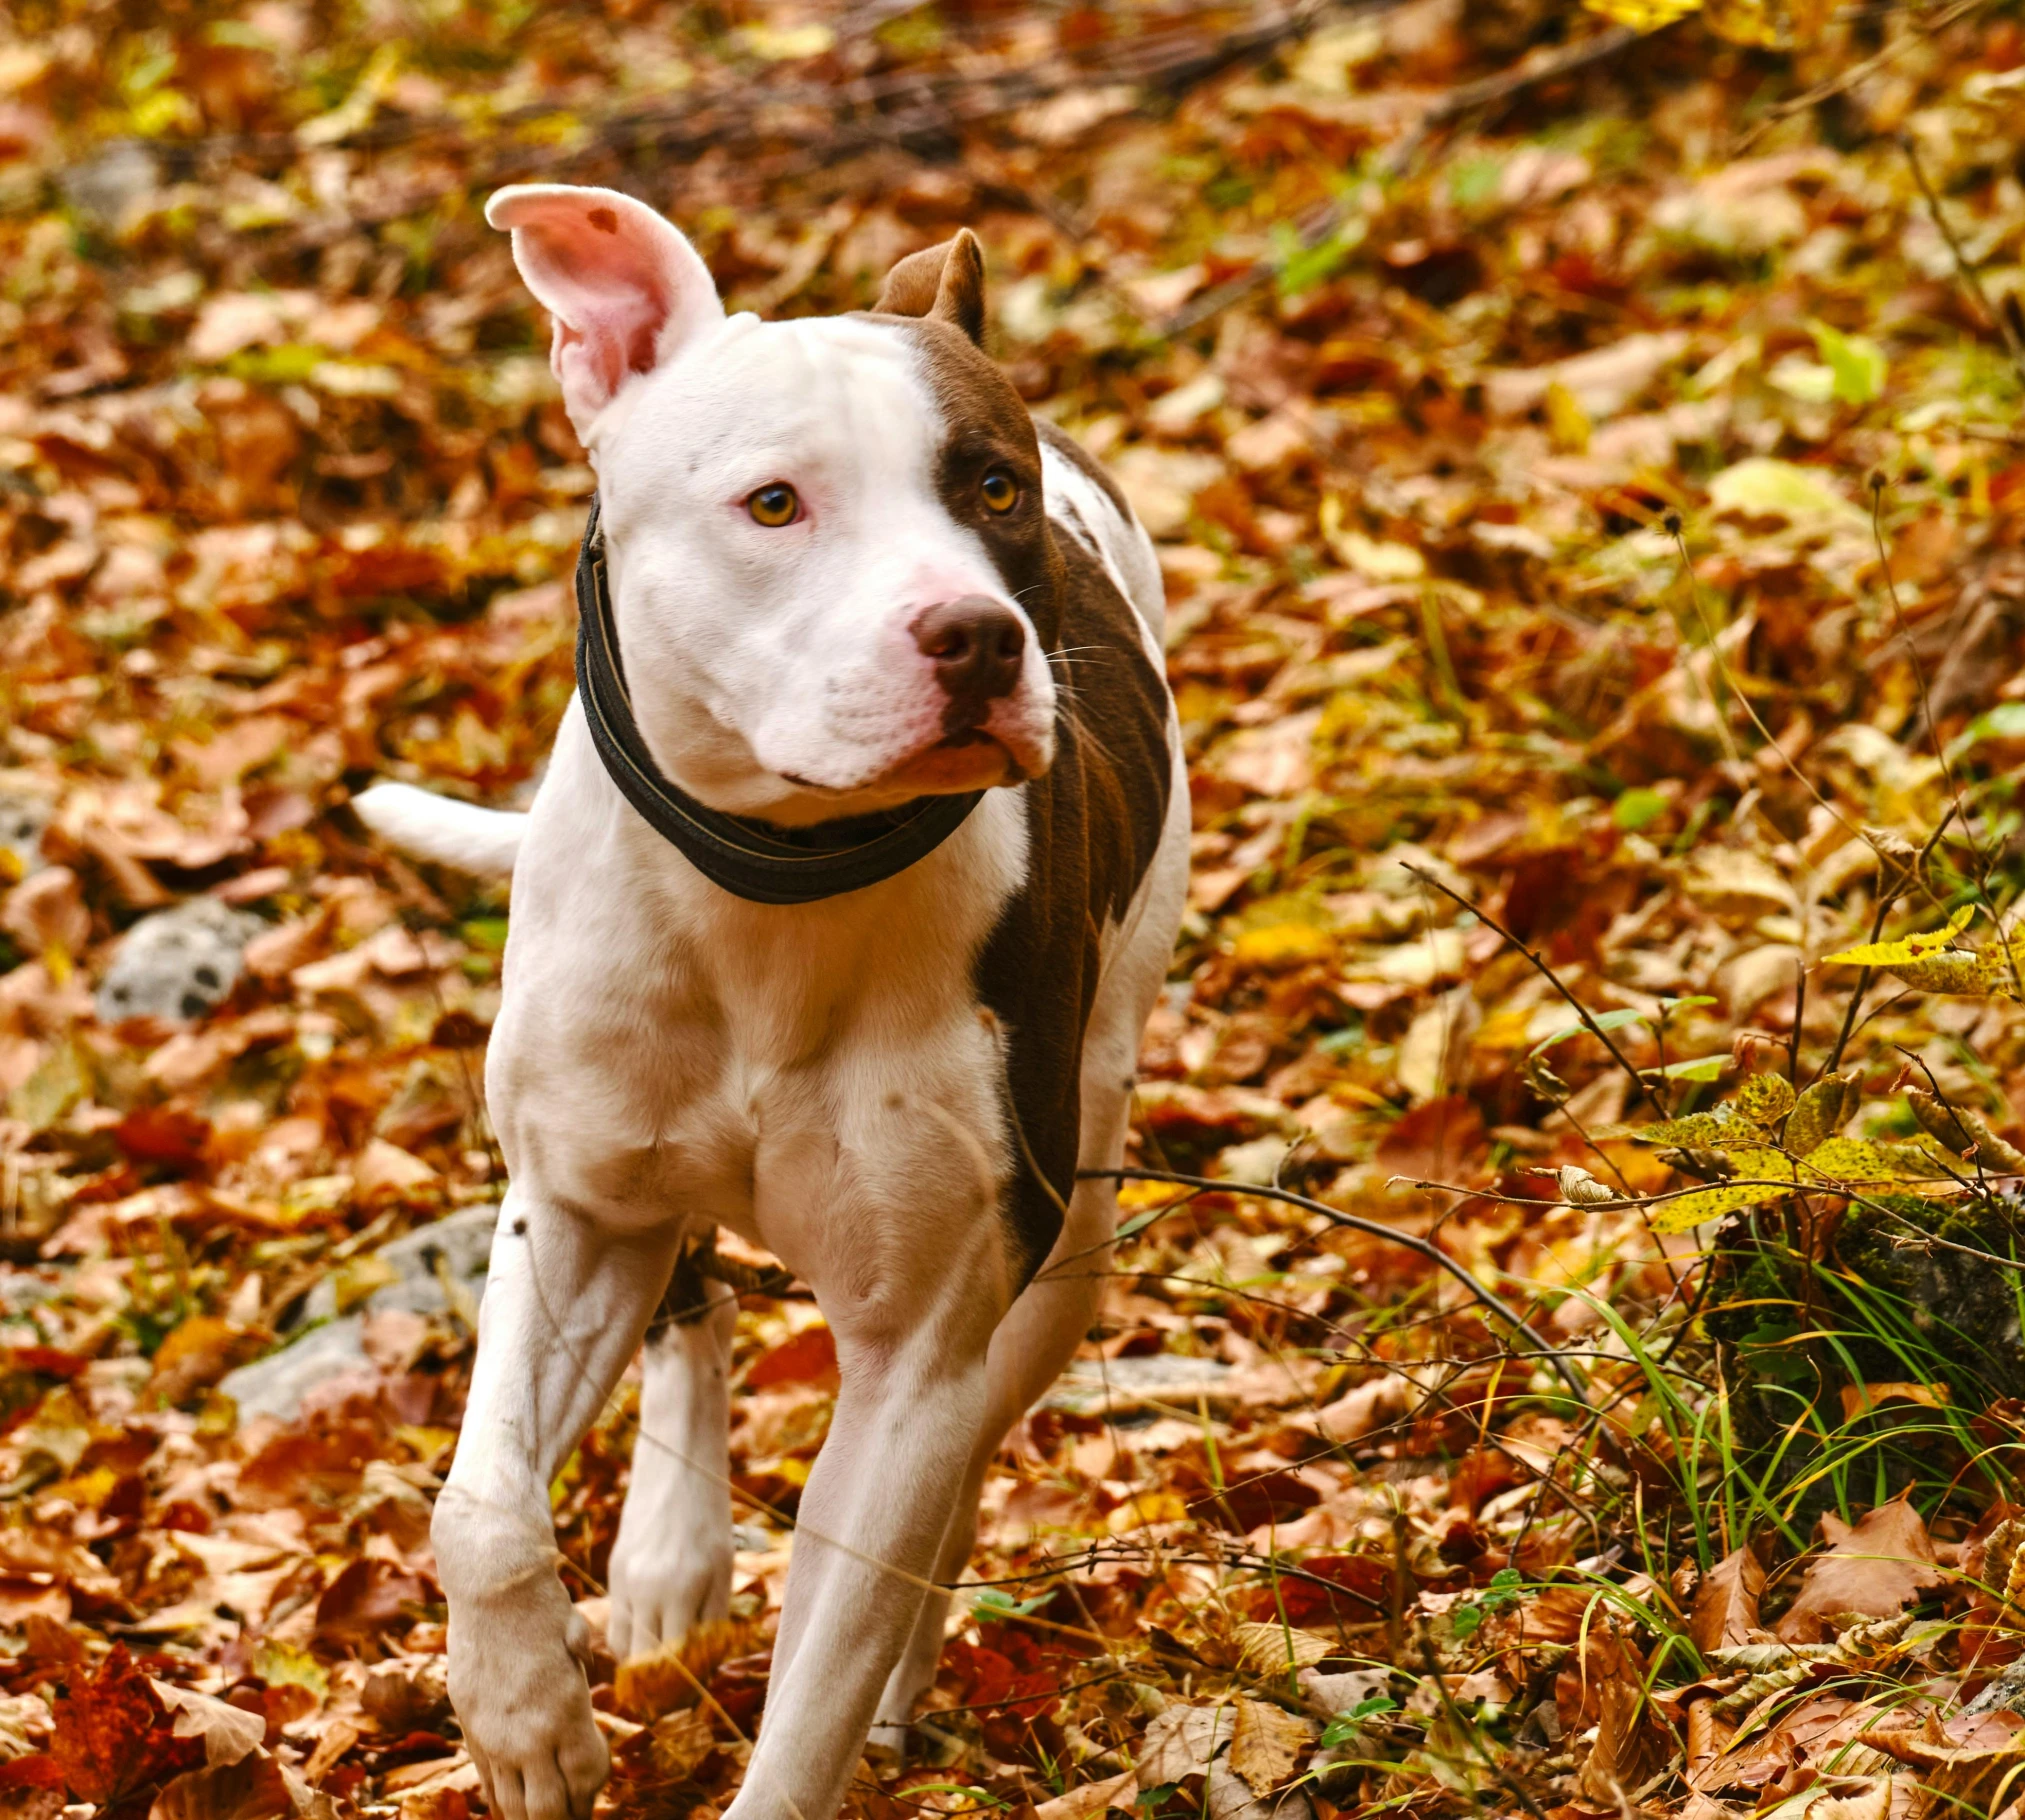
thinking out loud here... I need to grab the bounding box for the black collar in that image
[573,499,983,905]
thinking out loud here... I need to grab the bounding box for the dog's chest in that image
[489,772,1028,1258]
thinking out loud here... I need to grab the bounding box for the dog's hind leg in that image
[607,1279,736,1659]
[433,1189,685,1820]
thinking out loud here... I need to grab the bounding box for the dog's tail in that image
[352,783,526,876]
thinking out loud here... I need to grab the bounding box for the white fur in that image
[353,783,525,874]
[380,186,1189,1820]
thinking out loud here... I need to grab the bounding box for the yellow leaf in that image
[1787,1072,1859,1155]
[1581,0,1703,26]
[1823,907,1974,967]
[1234,1622,1335,1676]
[1800,1136,1955,1182]
[1108,1489,1189,1532]
[1732,1071,1796,1127]
[1703,0,1831,47]
[1890,952,2010,995]
[1231,923,1335,968]
[1648,1146,1794,1234]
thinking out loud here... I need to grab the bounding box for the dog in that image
[354,182,1188,1820]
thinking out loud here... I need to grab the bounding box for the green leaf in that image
[1808,321,1888,405]
[1529,1007,1649,1060]
[1653,1054,1728,1083]
[1823,906,1974,967]
[1708,458,1867,527]
[1950,700,2025,759]
[971,1587,1050,1618]
[1114,1205,1170,1243]
[1613,787,1669,832]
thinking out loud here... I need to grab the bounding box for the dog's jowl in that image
[356,183,1188,1820]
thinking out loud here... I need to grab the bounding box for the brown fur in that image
[869,304,1172,1280]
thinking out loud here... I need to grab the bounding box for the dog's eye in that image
[980,469,1020,514]
[747,484,801,527]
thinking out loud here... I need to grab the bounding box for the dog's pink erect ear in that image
[487,184,725,435]
[874,230,986,347]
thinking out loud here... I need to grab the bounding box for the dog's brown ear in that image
[875,230,986,346]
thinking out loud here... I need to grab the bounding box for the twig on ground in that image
[1730,0,1995,156]
[1078,1164,1589,1397]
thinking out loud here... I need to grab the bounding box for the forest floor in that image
[3,3,2025,1820]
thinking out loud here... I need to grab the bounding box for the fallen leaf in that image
[1776,1496,1947,1644]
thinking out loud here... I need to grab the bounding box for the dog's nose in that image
[912,597,1025,718]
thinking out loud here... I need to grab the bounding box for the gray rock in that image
[221,1204,499,1422]
[95,898,262,1023]
[0,791,48,878]
[300,1203,498,1324]
[59,140,162,226]
[1042,1352,1234,1414]
[219,1317,372,1422]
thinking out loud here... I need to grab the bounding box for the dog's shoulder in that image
[977,471,1175,1282]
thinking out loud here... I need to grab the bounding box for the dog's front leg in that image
[433,1189,683,1820]
[725,1297,996,1820]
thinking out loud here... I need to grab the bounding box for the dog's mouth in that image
[879,729,1024,793]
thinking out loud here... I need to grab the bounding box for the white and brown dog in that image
[356,183,1187,1820]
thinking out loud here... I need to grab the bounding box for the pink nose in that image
[912,596,1025,725]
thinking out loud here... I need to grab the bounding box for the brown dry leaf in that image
[1692,1543,1768,1655]
[1776,1497,1947,1645]
[1577,1624,1663,1807]
[1033,1769,1138,1820]
[1869,1709,2025,1817]
[1234,1621,1334,1676]
[147,1683,265,1769]
[614,1618,757,1721]
[1229,1699,1316,1796]
[49,1646,177,1805]
[150,1752,339,1820]
[644,1709,716,1780]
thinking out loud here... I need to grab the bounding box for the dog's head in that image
[489,184,1064,824]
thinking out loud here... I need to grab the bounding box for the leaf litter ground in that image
[2,4,2025,1820]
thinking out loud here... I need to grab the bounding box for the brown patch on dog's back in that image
[878,318,1172,1281]
[589,206,618,233]
[975,531,1170,1282]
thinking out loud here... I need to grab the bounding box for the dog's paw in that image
[607,1544,731,1660]
[448,1588,609,1820]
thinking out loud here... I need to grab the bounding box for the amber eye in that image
[747,483,801,527]
[980,469,1020,514]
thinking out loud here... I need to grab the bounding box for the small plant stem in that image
[1402,863,1660,1117]
[1822,807,1956,1079]
[1824,894,1893,1081]
[1902,132,2025,387]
